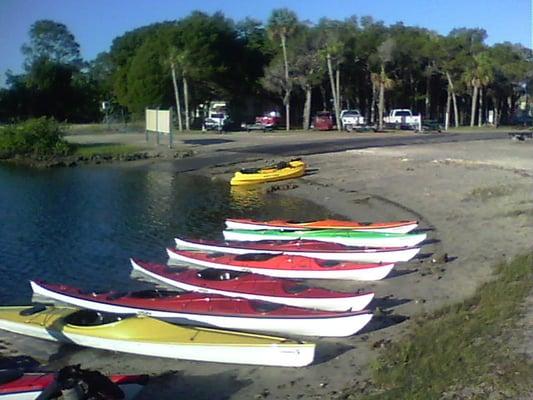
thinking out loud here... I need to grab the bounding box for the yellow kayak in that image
[230,160,306,186]
[0,305,315,367]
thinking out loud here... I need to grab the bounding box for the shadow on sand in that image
[313,340,355,365]
[136,370,252,400]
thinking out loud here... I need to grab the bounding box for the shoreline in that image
[1,134,533,398]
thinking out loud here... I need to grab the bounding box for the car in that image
[340,109,365,131]
[313,111,334,131]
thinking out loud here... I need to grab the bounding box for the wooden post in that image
[156,108,160,145]
[145,107,149,142]
[169,108,173,149]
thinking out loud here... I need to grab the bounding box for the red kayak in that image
[0,369,147,399]
[174,237,420,263]
[31,280,373,337]
[130,259,374,312]
[167,248,395,280]
[225,218,418,233]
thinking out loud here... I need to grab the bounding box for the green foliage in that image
[21,20,83,68]
[357,254,533,400]
[0,117,72,159]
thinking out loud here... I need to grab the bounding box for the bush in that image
[0,117,72,159]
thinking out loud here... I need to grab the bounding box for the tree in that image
[267,8,298,130]
[464,52,494,127]
[290,27,324,129]
[375,38,396,129]
[261,57,294,120]
[318,19,347,131]
[21,20,83,68]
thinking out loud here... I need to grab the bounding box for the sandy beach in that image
[2,131,532,399]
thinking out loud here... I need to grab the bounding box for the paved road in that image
[226,131,510,156]
[163,130,513,172]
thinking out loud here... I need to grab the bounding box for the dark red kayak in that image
[174,237,420,263]
[31,280,373,337]
[167,248,395,280]
[130,259,374,312]
[0,369,147,399]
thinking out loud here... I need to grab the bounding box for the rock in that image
[432,253,450,263]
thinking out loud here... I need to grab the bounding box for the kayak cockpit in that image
[64,310,126,326]
[196,269,243,281]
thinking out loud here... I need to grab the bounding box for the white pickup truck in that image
[384,109,421,130]
[340,109,366,131]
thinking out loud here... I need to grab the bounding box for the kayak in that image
[167,249,395,280]
[174,237,421,263]
[223,228,426,248]
[131,259,374,311]
[0,370,147,400]
[225,218,418,233]
[230,160,306,186]
[0,305,314,367]
[31,281,372,337]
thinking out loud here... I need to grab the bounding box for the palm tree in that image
[376,38,396,130]
[168,47,183,131]
[267,8,298,131]
[464,52,494,127]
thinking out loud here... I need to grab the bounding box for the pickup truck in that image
[384,109,421,130]
[340,109,365,131]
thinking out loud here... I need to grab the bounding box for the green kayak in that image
[222,228,426,248]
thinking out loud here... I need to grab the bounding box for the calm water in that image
[0,164,332,304]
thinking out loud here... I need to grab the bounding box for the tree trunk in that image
[335,67,341,131]
[445,72,459,127]
[370,79,376,125]
[445,85,451,130]
[303,85,312,130]
[183,76,190,131]
[378,64,385,130]
[281,35,290,131]
[478,86,483,127]
[326,53,338,125]
[470,85,478,127]
[170,62,183,131]
[425,68,431,118]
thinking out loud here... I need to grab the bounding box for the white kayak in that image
[174,237,421,263]
[222,229,427,248]
[31,280,373,337]
[130,259,375,312]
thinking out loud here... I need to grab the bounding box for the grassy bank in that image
[344,254,533,399]
[72,143,147,157]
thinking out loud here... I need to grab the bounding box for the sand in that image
[2,133,533,399]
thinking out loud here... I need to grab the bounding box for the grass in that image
[467,185,513,201]
[347,254,533,400]
[72,143,147,157]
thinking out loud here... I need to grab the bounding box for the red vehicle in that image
[313,111,334,131]
[255,111,282,128]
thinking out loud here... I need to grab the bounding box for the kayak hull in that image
[167,249,395,281]
[230,160,306,186]
[131,260,374,311]
[225,218,418,233]
[31,281,372,337]
[174,237,421,263]
[0,306,314,367]
[223,229,426,248]
[0,373,146,400]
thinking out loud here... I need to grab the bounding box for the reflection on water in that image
[0,165,334,304]
[230,186,266,209]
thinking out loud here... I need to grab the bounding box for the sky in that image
[0,0,531,85]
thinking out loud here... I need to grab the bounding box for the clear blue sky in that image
[0,0,531,84]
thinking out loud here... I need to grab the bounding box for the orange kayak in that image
[225,218,418,233]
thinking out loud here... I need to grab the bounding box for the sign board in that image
[145,108,173,147]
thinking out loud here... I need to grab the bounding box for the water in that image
[0,164,332,304]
